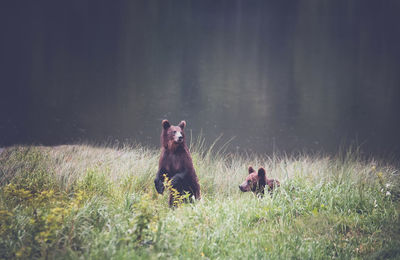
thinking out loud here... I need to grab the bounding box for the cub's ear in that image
[162,120,171,129]
[248,166,255,174]
[178,120,186,130]
[258,168,266,178]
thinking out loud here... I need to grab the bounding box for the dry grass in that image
[0,142,399,259]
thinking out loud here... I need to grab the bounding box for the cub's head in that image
[161,119,186,149]
[239,166,267,193]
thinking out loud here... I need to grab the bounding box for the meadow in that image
[0,140,399,259]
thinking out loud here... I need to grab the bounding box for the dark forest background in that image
[1,1,400,160]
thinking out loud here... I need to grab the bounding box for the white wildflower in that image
[386,183,391,188]
[386,191,391,196]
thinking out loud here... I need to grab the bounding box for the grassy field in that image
[0,141,399,259]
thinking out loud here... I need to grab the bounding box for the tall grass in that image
[0,142,399,259]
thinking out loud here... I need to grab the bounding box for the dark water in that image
[1,1,400,160]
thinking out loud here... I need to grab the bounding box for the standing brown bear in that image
[154,120,201,206]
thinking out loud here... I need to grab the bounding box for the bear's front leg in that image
[154,168,166,194]
[170,172,186,188]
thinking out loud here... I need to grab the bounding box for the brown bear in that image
[154,119,201,206]
[239,166,280,195]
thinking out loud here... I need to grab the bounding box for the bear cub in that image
[239,166,280,195]
[154,120,201,206]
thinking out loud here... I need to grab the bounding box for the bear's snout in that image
[173,131,183,143]
[239,184,247,192]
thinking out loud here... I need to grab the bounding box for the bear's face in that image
[239,166,266,192]
[162,120,186,149]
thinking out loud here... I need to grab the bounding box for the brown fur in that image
[239,166,280,195]
[154,119,201,206]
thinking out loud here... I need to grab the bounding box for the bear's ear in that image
[178,120,186,130]
[258,168,266,178]
[162,120,171,129]
[248,166,255,174]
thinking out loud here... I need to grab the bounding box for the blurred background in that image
[1,1,400,160]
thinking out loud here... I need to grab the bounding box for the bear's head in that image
[239,166,267,193]
[161,119,186,150]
